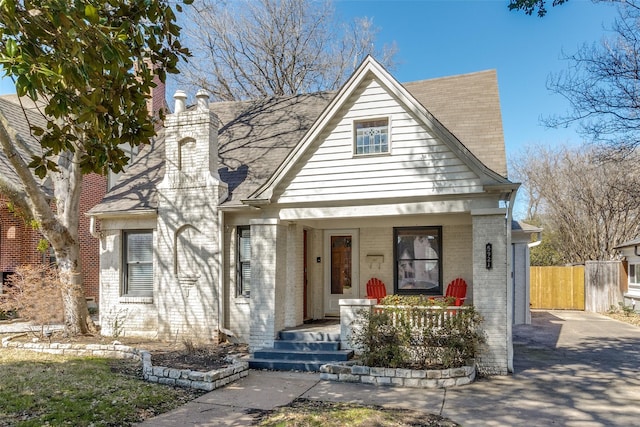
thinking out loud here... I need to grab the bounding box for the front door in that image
[324,229,359,316]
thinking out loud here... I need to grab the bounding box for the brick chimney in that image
[147,71,167,130]
[135,60,167,130]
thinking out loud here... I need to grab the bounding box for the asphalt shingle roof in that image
[0,95,52,196]
[0,70,506,216]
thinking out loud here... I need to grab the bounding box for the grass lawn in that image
[256,399,458,426]
[0,348,202,427]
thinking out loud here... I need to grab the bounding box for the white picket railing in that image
[372,305,471,330]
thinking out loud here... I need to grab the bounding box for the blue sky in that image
[0,0,620,213]
[334,0,620,158]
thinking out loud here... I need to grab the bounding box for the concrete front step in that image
[249,324,350,372]
[273,340,340,351]
[247,358,330,372]
[278,330,341,342]
[253,348,353,362]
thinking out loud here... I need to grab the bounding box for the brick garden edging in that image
[1,334,248,391]
[320,361,476,388]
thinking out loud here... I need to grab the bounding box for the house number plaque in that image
[485,243,492,269]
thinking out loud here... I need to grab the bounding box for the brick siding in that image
[1,173,106,302]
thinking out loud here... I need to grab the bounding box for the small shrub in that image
[350,300,484,370]
[0,309,17,321]
[351,310,410,368]
[618,302,635,317]
[380,294,456,307]
[103,307,129,338]
[610,302,636,316]
[182,337,197,354]
[0,264,64,334]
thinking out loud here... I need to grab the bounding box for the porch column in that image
[249,219,288,351]
[471,209,511,375]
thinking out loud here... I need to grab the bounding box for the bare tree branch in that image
[177,0,397,101]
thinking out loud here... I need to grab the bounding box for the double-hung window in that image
[122,231,153,297]
[237,226,251,297]
[354,118,389,155]
[394,226,442,295]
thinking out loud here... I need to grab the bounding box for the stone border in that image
[320,361,475,388]
[1,334,248,391]
[141,352,248,391]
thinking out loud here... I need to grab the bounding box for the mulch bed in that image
[2,329,249,373]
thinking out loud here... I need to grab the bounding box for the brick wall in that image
[472,212,510,375]
[98,217,159,338]
[0,195,46,282]
[79,173,107,302]
[1,173,105,301]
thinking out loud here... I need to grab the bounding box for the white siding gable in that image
[273,77,484,204]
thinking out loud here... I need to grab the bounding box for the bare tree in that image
[545,1,640,151]
[511,144,640,263]
[177,0,397,101]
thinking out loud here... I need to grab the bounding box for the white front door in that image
[324,229,359,316]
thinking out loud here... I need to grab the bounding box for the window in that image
[629,264,640,295]
[237,226,251,297]
[394,227,442,295]
[122,231,153,297]
[354,118,389,155]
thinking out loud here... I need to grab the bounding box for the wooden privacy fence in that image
[531,266,585,310]
[530,261,625,312]
[584,261,625,313]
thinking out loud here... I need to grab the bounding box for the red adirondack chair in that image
[432,278,468,306]
[366,277,387,303]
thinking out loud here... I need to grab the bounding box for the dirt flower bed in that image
[2,330,249,372]
[603,311,640,328]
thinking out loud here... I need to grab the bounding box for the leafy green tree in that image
[0,0,190,334]
[508,0,570,17]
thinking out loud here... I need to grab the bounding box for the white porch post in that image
[471,209,511,375]
[249,219,288,351]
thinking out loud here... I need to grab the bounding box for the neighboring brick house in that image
[0,95,106,303]
[88,56,525,375]
[0,71,167,303]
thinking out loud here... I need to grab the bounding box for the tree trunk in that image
[1,115,97,335]
[57,253,97,336]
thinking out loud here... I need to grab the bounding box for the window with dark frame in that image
[237,226,251,297]
[354,118,389,155]
[122,230,153,297]
[394,226,442,295]
[629,263,640,294]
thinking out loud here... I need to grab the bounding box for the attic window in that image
[354,118,389,155]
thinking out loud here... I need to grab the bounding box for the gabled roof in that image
[250,56,509,202]
[0,95,52,197]
[89,57,511,216]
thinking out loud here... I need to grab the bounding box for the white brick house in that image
[88,57,522,375]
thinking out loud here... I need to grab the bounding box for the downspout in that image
[506,189,517,374]
[216,210,238,342]
[217,209,227,338]
[89,215,100,239]
[528,231,542,249]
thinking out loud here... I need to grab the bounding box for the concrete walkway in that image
[136,310,638,426]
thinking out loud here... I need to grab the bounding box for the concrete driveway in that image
[302,310,640,426]
[141,310,640,426]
